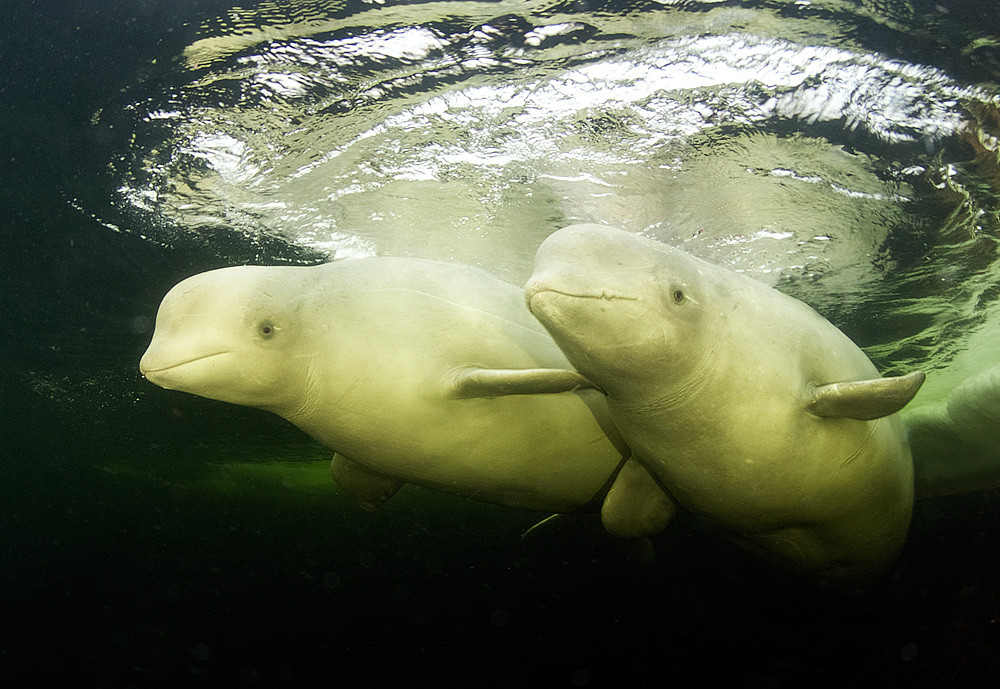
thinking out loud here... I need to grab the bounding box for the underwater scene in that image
[3,0,1000,685]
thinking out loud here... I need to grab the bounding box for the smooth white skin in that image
[907,363,1000,497]
[140,258,626,512]
[526,224,914,581]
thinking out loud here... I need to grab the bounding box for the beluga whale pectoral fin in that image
[806,371,926,420]
[330,453,405,511]
[442,365,602,399]
[601,458,678,538]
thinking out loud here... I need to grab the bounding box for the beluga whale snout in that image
[526,223,656,306]
[139,265,313,409]
[527,224,711,392]
[527,223,925,583]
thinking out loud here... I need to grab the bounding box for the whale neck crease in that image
[611,344,719,417]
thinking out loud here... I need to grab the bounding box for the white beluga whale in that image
[525,224,926,582]
[906,364,1000,497]
[140,257,638,516]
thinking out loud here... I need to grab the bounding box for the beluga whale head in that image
[140,265,318,413]
[525,223,715,400]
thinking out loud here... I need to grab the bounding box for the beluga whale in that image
[140,256,642,518]
[525,224,926,583]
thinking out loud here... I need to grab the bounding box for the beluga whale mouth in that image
[525,285,642,333]
[526,285,639,303]
[526,224,661,317]
[139,350,232,377]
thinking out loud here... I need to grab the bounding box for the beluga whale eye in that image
[672,289,684,303]
[257,320,277,339]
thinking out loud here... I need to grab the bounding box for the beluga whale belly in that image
[525,224,925,583]
[140,257,632,516]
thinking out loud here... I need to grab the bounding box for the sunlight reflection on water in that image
[106,1,1000,381]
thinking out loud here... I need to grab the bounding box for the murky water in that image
[5,0,1000,686]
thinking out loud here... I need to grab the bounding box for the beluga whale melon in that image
[525,224,926,583]
[140,256,638,517]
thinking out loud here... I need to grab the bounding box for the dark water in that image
[3,1,1000,687]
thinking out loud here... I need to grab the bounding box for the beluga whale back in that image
[140,257,632,515]
[525,224,925,583]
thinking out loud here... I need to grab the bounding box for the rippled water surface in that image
[100,0,1000,388]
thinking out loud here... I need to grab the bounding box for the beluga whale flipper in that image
[140,256,640,517]
[525,224,925,583]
